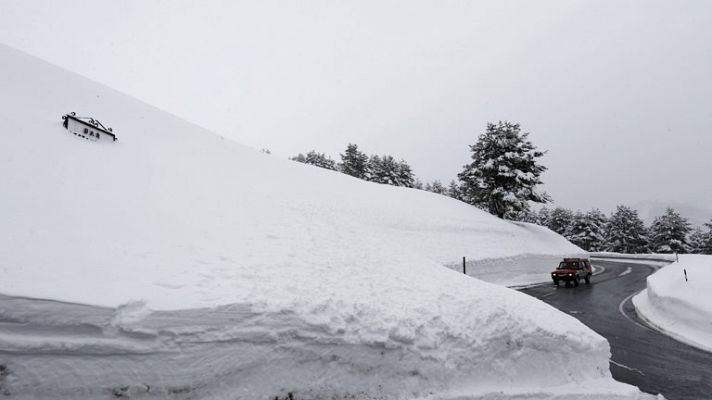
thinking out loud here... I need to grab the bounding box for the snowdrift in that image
[0,44,644,399]
[633,255,712,352]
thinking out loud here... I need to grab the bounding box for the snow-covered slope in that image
[0,44,583,310]
[0,44,645,399]
[633,255,712,352]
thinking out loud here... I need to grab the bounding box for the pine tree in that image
[366,154,416,188]
[649,207,691,254]
[292,151,336,170]
[413,179,424,190]
[291,153,307,163]
[507,209,537,222]
[606,205,649,253]
[547,207,574,236]
[702,219,712,255]
[458,121,550,219]
[366,155,382,182]
[536,207,551,227]
[306,151,337,170]
[567,209,607,251]
[688,228,708,254]
[566,212,587,243]
[426,180,447,195]
[447,180,464,201]
[586,208,608,251]
[395,159,415,188]
[339,143,369,179]
[520,209,540,224]
[368,155,392,185]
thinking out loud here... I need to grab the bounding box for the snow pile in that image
[590,252,677,261]
[589,252,675,267]
[633,255,712,352]
[0,43,644,399]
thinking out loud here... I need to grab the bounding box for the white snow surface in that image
[633,255,712,353]
[0,44,647,399]
[589,253,674,268]
[590,252,676,262]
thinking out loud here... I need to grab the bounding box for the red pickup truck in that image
[551,258,592,287]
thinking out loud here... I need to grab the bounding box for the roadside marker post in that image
[684,269,688,282]
[463,256,466,275]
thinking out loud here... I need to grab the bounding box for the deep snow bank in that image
[589,252,675,267]
[0,44,584,310]
[0,43,642,399]
[633,255,712,352]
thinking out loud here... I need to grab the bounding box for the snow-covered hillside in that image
[0,44,584,309]
[0,44,646,399]
[633,255,712,352]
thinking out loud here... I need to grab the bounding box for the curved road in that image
[521,259,712,400]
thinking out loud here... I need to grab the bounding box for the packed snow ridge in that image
[633,254,712,353]
[0,43,649,399]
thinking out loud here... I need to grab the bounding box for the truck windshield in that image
[558,262,580,270]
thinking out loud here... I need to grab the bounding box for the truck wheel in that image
[553,279,559,286]
[585,274,591,284]
[573,277,580,287]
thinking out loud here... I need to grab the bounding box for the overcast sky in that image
[2,0,711,215]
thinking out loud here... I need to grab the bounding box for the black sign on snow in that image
[61,112,118,142]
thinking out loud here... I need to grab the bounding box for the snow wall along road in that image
[0,43,644,399]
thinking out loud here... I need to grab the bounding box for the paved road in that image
[521,259,712,400]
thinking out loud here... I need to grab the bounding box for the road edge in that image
[631,289,712,355]
[599,257,712,355]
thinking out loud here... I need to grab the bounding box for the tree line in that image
[529,206,712,254]
[290,121,547,214]
[288,121,712,254]
[291,144,416,188]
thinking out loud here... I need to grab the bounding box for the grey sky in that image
[2,0,711,214]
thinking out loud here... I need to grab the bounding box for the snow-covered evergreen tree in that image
[368,155,392,185]
[291,151,336,170]
[585,208,608,250]
[606,205,649,253]
[536,207,551,227]
[457,121,550,219]
[306,151,337,170]
[519,209,539,224]
[426,180,447,195]
[567,209,607,251]
[701,219,712,254]
[688,228,709,254]
[367,155,415,188]
[339,143,369,179]
[291,153,307,163]
[547,207,574,236]
[566,212,586,242]
[447,180,464,201]
[413,179,424,190]
[366,155,383,182]
[395,159,415,188]
[649,207,691,254]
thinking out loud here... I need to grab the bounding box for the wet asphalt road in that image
[521,259,712,400]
